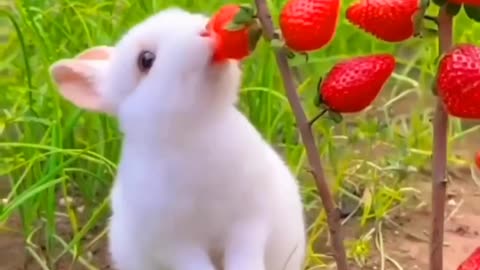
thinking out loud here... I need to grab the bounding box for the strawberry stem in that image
[300,52,309,62]
[308,109,328,127]
[429,6,453,270]
[254,0,350,269]
[316,77,323,92]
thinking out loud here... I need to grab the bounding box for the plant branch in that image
[253,1,349,269]
[430,6,453,270]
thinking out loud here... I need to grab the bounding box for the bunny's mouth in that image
[199,29,243,71]
[199,30,222,65]
[199,29,210,37]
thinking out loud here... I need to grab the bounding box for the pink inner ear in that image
[76,46,114,60]
[50,61,105,111]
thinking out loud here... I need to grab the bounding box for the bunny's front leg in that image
[223,220,268,270]
[171,246,216,270]
[109,223,156,270]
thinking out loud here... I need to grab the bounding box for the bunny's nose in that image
[199,29,210,37]
[199,29,217,46]
[198,29,222,63]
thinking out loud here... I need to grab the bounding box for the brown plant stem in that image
[253,1,349,269]
[430,6,453,270]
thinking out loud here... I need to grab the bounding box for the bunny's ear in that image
[74,45,114,60]
[49,46,114,113]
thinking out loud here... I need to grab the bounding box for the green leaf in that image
[328,110,343,124]
[412,0,430,35]
[432,0,447,7]
[225,22,246,31]
[419,27,439,39]
[248,24,263,51]
[0,119,4,135]
[232,5,255,25]
[464,4,480,22]
[421,0,431,9]
[316,76,323,93]
[239,3,253,10]
[446,2,462,16]
[300,52,309,63]
[239,3,255,15]
[224,5,256,32]
[314,92,323,108]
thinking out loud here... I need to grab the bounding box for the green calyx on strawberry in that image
[432,0,462,16]
[464,3,480,22]
[311,54,396,124]
[434,44,480,119]
[413,0,433,36]
[203,4,263,63]
[448,0,480,8]
[432,0,447,6]
[346,0,433,43]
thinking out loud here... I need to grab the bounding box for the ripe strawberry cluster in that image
[201,0,480,189]
[202,0,480,121]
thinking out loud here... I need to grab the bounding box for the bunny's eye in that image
[137,50,156,72]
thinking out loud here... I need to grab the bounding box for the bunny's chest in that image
[111,145,256,221]
[109,153,255,248]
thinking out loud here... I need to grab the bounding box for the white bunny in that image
[49,7,306,270]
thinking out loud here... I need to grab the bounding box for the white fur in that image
[50,7,306,270]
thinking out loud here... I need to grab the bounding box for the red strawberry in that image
[279,0,341,52]
[318,54,396,113]
[346,0,430,42]
[457,247,480,270]
[435,44,480,119]
[202,4,262,63]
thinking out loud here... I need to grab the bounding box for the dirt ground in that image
[365,167,480,270]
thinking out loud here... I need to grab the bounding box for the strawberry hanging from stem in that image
[310,54,396,125]
[434,44,480,119]
[278,0,341,53]
[346,0,433,42]
[202,4,263,63]
[463,3,480,22]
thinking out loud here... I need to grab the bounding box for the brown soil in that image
[0,215,111,270]
[367,168,480,270]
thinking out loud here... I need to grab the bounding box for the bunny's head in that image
[50,8,242,135]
